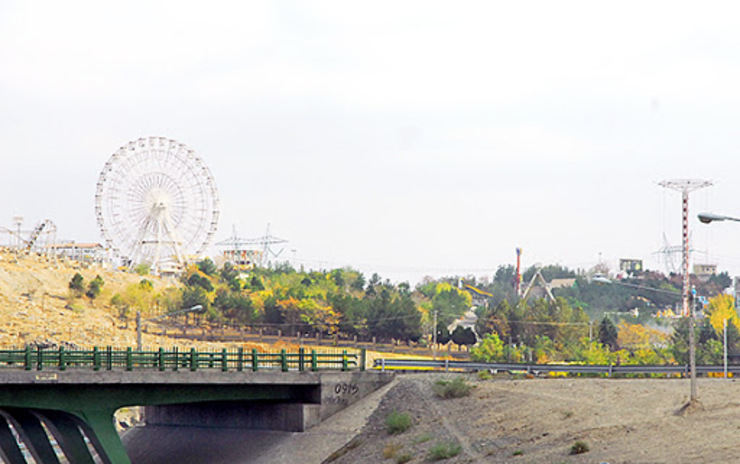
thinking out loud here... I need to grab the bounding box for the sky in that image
[3,1,740,284]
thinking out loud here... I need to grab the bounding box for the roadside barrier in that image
[373,358,740,376]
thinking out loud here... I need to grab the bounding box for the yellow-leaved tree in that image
[706,293,740,335]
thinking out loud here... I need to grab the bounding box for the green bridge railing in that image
[0,347,366,372]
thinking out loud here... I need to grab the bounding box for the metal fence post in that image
[221,348,228,372]
[299,347,305,372]
[158,347,165,371]
[342,350,348,371]
[281,349,288,372]
[237,347,244,372]
[59,346,66,371]
[24,346,31,371]
[311,350,318,372]
[126,347,133,371]
[93,347,100,371]
[360,349,366,371]
[252,349,259,372]
[173,347,179,372]
[190,348,198,372]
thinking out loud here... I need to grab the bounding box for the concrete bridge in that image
[0,348,393,464]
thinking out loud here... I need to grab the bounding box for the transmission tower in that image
[215,224,288,267]
[658,179,713,316]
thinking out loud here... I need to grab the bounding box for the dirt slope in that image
[328,374,740,464]
[0,250,254,350]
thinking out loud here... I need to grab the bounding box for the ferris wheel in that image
[95,136,219,271]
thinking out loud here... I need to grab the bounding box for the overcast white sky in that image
[3,1,740,283]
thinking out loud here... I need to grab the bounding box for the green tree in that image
[451,326,477,346]
[86,275,104,300]
[598,317,618,350]
[197,258,217,276]
[69,273,85,298]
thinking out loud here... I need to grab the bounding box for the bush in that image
[411,433,433,444]
[382,442,402,459]
[134,263,150,276]
[432,377,473,399]
[570,441,590,455]
[428,441,462,460]
[68,272,85,297]
[396,452,413,463]
[477,370,493,380]
[385,410,413,434]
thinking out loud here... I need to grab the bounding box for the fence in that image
[373,358,740,376]
[0,347,365,372]
[134,323,472,359]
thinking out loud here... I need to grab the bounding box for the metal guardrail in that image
[373,358,740,376]
[0,347,365,372]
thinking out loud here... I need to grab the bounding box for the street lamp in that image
[698,212,740,224]
[698,211,740,380]
[593,275,698,403]
[136,305,204,350]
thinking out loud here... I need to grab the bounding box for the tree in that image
[197,258,217,276]
[69,273,85,298]
[470,333,505,362]
[86,275,104,300]
[598,317,618,350]
[187,273,214,292]
[451,326,477,346]
[111,293,127,318]
[706,293,739,335]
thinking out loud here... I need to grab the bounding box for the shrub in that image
[477,370,493,380]
[428,440,462,460]
[433,377,473,399]
[570,441,590,455]
[134,263,150,276]
[383,442,402,459]
[411,433,433,444]
[396,452,413,463]
[385,410,413,435]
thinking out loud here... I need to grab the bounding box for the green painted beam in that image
[39,410,97,464]
[0,413,26,464]
[5,409,60,464]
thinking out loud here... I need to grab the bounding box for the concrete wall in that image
[146,402,322,432]
[318,371,394,420]
[144,371,394,432]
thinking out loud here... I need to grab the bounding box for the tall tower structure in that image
[658,179,713,316]
[515,248,523,296]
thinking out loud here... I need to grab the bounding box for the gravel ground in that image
[324,373,740,464]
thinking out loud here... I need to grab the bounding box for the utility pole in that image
[432,310,438,361]
[660,178,712,405]
[136,311,142,351]
[724,317,728,380]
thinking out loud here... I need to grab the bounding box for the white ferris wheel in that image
[95,136,219,272]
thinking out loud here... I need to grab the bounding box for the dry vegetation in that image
[0,249,267,351]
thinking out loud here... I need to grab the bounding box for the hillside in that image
[0,249,248,350]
